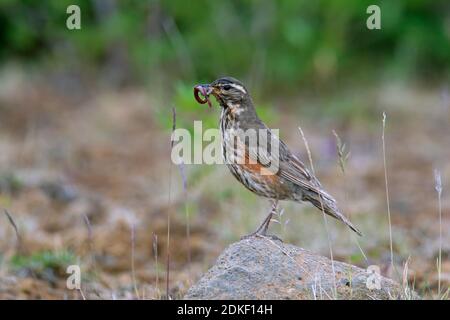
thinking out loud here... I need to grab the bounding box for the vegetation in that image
[0,0,449,91]
[0,1,448,300]
[10,250,77,278]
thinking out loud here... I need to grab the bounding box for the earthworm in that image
[194,85,213,108]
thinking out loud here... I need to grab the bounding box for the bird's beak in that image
[197,84,213,96]
[194,84,213,108]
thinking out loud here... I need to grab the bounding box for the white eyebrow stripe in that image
[229,83,246,93]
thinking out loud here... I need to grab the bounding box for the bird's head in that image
[194,77,252,111]
[209,77,248,105]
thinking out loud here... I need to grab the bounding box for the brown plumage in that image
[194,77,362,237]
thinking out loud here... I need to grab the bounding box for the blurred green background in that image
[1,0,449,91]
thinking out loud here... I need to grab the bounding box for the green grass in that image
[9,250,77,277]
[0,172,24,195]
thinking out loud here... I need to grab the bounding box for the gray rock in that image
[185,237,419,300]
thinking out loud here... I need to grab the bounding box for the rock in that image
[185,237,419,300]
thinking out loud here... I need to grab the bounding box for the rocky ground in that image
[185,237,418,300]
[0,69,448,299]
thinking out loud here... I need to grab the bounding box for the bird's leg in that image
[260,200,278,236]
[241,200,282,241]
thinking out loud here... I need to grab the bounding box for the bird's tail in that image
[303,190,362,236]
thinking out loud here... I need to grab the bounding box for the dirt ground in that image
[0,68,448,299]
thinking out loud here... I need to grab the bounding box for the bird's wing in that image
[278,147,335,202]
[276,138,324,194]
[241,126,362,235]
[242,127,318,191]
[277,145,362,235]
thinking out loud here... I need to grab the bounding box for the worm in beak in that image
[194,84,213,108]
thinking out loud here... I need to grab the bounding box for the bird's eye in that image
[223,85,231,91]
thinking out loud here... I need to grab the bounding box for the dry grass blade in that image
[131,223,140,299]
[78,288,86,300]
[164,107,177,299]
[298,126,337,299]
[176,132,192,280]
[82,213,103,299]
[382,112,394,269]
[152,232,160,297]
[401,256,415,299]
[83,213,93,243]
[332,130,368,264]
[332,130,350,174]
[3,209,22,249]
[82,214,98,273]
[434,169,443,297]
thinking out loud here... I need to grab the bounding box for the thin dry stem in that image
[332,131,368,264]
[332,130,350,174]
[78,288,86,300]
[131,223,140,299]
[434,169,443,296]
[165,107,177,299]
[82,213,100,279]
[298,126,337,299]
[382,112,394,268]
[152,232,160,296]
[3,209,22,250]
[178,148,192,280]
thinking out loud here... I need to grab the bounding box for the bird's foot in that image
[257,233,283,242]
[240,232,259,241]
[240,232,283,242]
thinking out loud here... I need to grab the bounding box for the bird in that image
[194,77,362,238]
